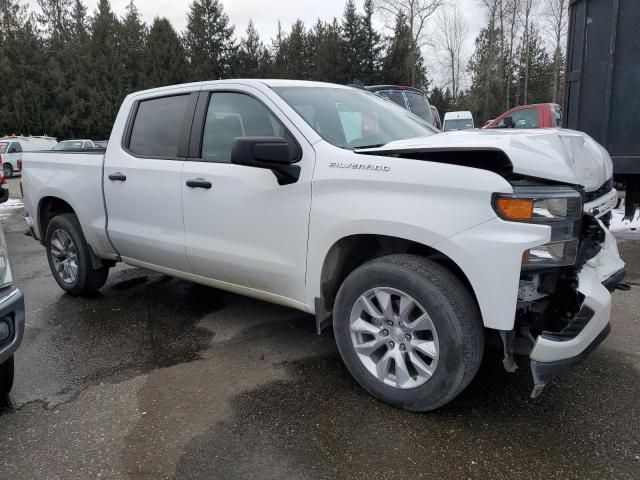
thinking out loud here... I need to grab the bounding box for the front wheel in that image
[3,163,13,178]
[0,355,14,396]
[333,254,484,411]
[45,213,109,296]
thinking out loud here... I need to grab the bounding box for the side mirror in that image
[230,136,301,185]
[0,187,8,204]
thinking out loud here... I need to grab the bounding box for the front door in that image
[104,91,196,272]
[181,88,314,303]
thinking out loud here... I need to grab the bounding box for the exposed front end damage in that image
[512,212,626,398]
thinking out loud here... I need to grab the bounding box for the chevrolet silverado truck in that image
[21,80,626,411]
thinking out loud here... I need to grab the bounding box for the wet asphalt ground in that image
[0,177,638,479]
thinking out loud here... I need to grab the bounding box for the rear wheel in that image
[3,163,13,178]
[333,254,484,411]
[0,355,14,396]
[45,213,109,295]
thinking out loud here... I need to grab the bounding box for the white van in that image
[443,111,475,132]
[0,136,57,177]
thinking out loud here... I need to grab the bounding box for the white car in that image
[0,136,57,177]
[21,80,625,410]
[443,111,475,131]
[53,139,99,150]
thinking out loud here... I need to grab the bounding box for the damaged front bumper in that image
[527,224,625,397]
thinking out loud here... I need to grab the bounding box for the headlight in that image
[493,187,583,269]
[0,227,13,289]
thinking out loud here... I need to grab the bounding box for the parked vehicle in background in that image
[430,106,442,131]
[22,80,625,411]
[483,104,562,130]
[442,111,474,131]
[366,85,435,126]
[0,136,57,178]
[53,139,99,150]
[0,184,25,396]
[565,0,640,217]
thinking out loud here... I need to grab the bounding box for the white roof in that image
[443,111,474,120]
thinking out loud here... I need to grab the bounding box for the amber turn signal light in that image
[494,197,534,221]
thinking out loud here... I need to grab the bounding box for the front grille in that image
[584,178,613,203]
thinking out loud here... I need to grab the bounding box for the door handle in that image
[108,172,127,181]
[186,178,212,189]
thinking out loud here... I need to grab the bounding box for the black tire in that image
[0,355,14,396]
[45,213,109,296]
[333,254,484,411]
[3,163,13,178]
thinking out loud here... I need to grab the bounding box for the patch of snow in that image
[0,198,23,210]
[610,200,640,234]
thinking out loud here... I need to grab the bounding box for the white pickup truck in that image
[22,80,626,410]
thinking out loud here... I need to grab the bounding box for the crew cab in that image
[22,80,625,410]
[484,103,562,130]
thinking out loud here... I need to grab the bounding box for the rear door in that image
[180,86,314,303]
[104,90,197,272]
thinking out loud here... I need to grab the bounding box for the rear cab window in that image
[127,94,191,158]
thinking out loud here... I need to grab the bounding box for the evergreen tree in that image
[0,2,49,135]
[516,26,554,104]
[271,21,288,78]
[87,0,123,137]
[340,0,366,83]
[233,20,271,78]
[361,0,382,84]
[309,18,342,82]
[142,17,188,88]
[184,0,235,81]
[283,20,311,79]
[382,14,427,88]
[120,0,146,94]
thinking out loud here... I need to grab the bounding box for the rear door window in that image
[404,91,433,124]
[128,95,191,158]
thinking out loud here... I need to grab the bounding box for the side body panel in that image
[180,84,315,304]
[103,85,197,271]
[21,151,115,258]
[304,141,551,330]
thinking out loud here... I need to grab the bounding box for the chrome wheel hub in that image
[349,287,440,389]
[50,229,78,285]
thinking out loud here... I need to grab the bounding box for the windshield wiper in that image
[353,143,387,150]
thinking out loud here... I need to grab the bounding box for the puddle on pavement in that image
[2,268,224,412]
[174,348,640,480]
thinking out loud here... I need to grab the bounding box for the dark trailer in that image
[564,0,640,215]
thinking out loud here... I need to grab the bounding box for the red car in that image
[483,103,562,129]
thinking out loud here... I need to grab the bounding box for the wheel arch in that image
[317,234,480,320]
[38,196,75,241]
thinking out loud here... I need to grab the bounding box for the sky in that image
[35,0,489,87]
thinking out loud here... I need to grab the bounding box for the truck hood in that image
[360,129,613,192]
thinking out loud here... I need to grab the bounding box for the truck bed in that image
[21,150,116,259]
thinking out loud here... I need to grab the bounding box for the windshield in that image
[272,86,437,149]
[443,119,473,131]
[53,141,84,150]
[0,143,7,154]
